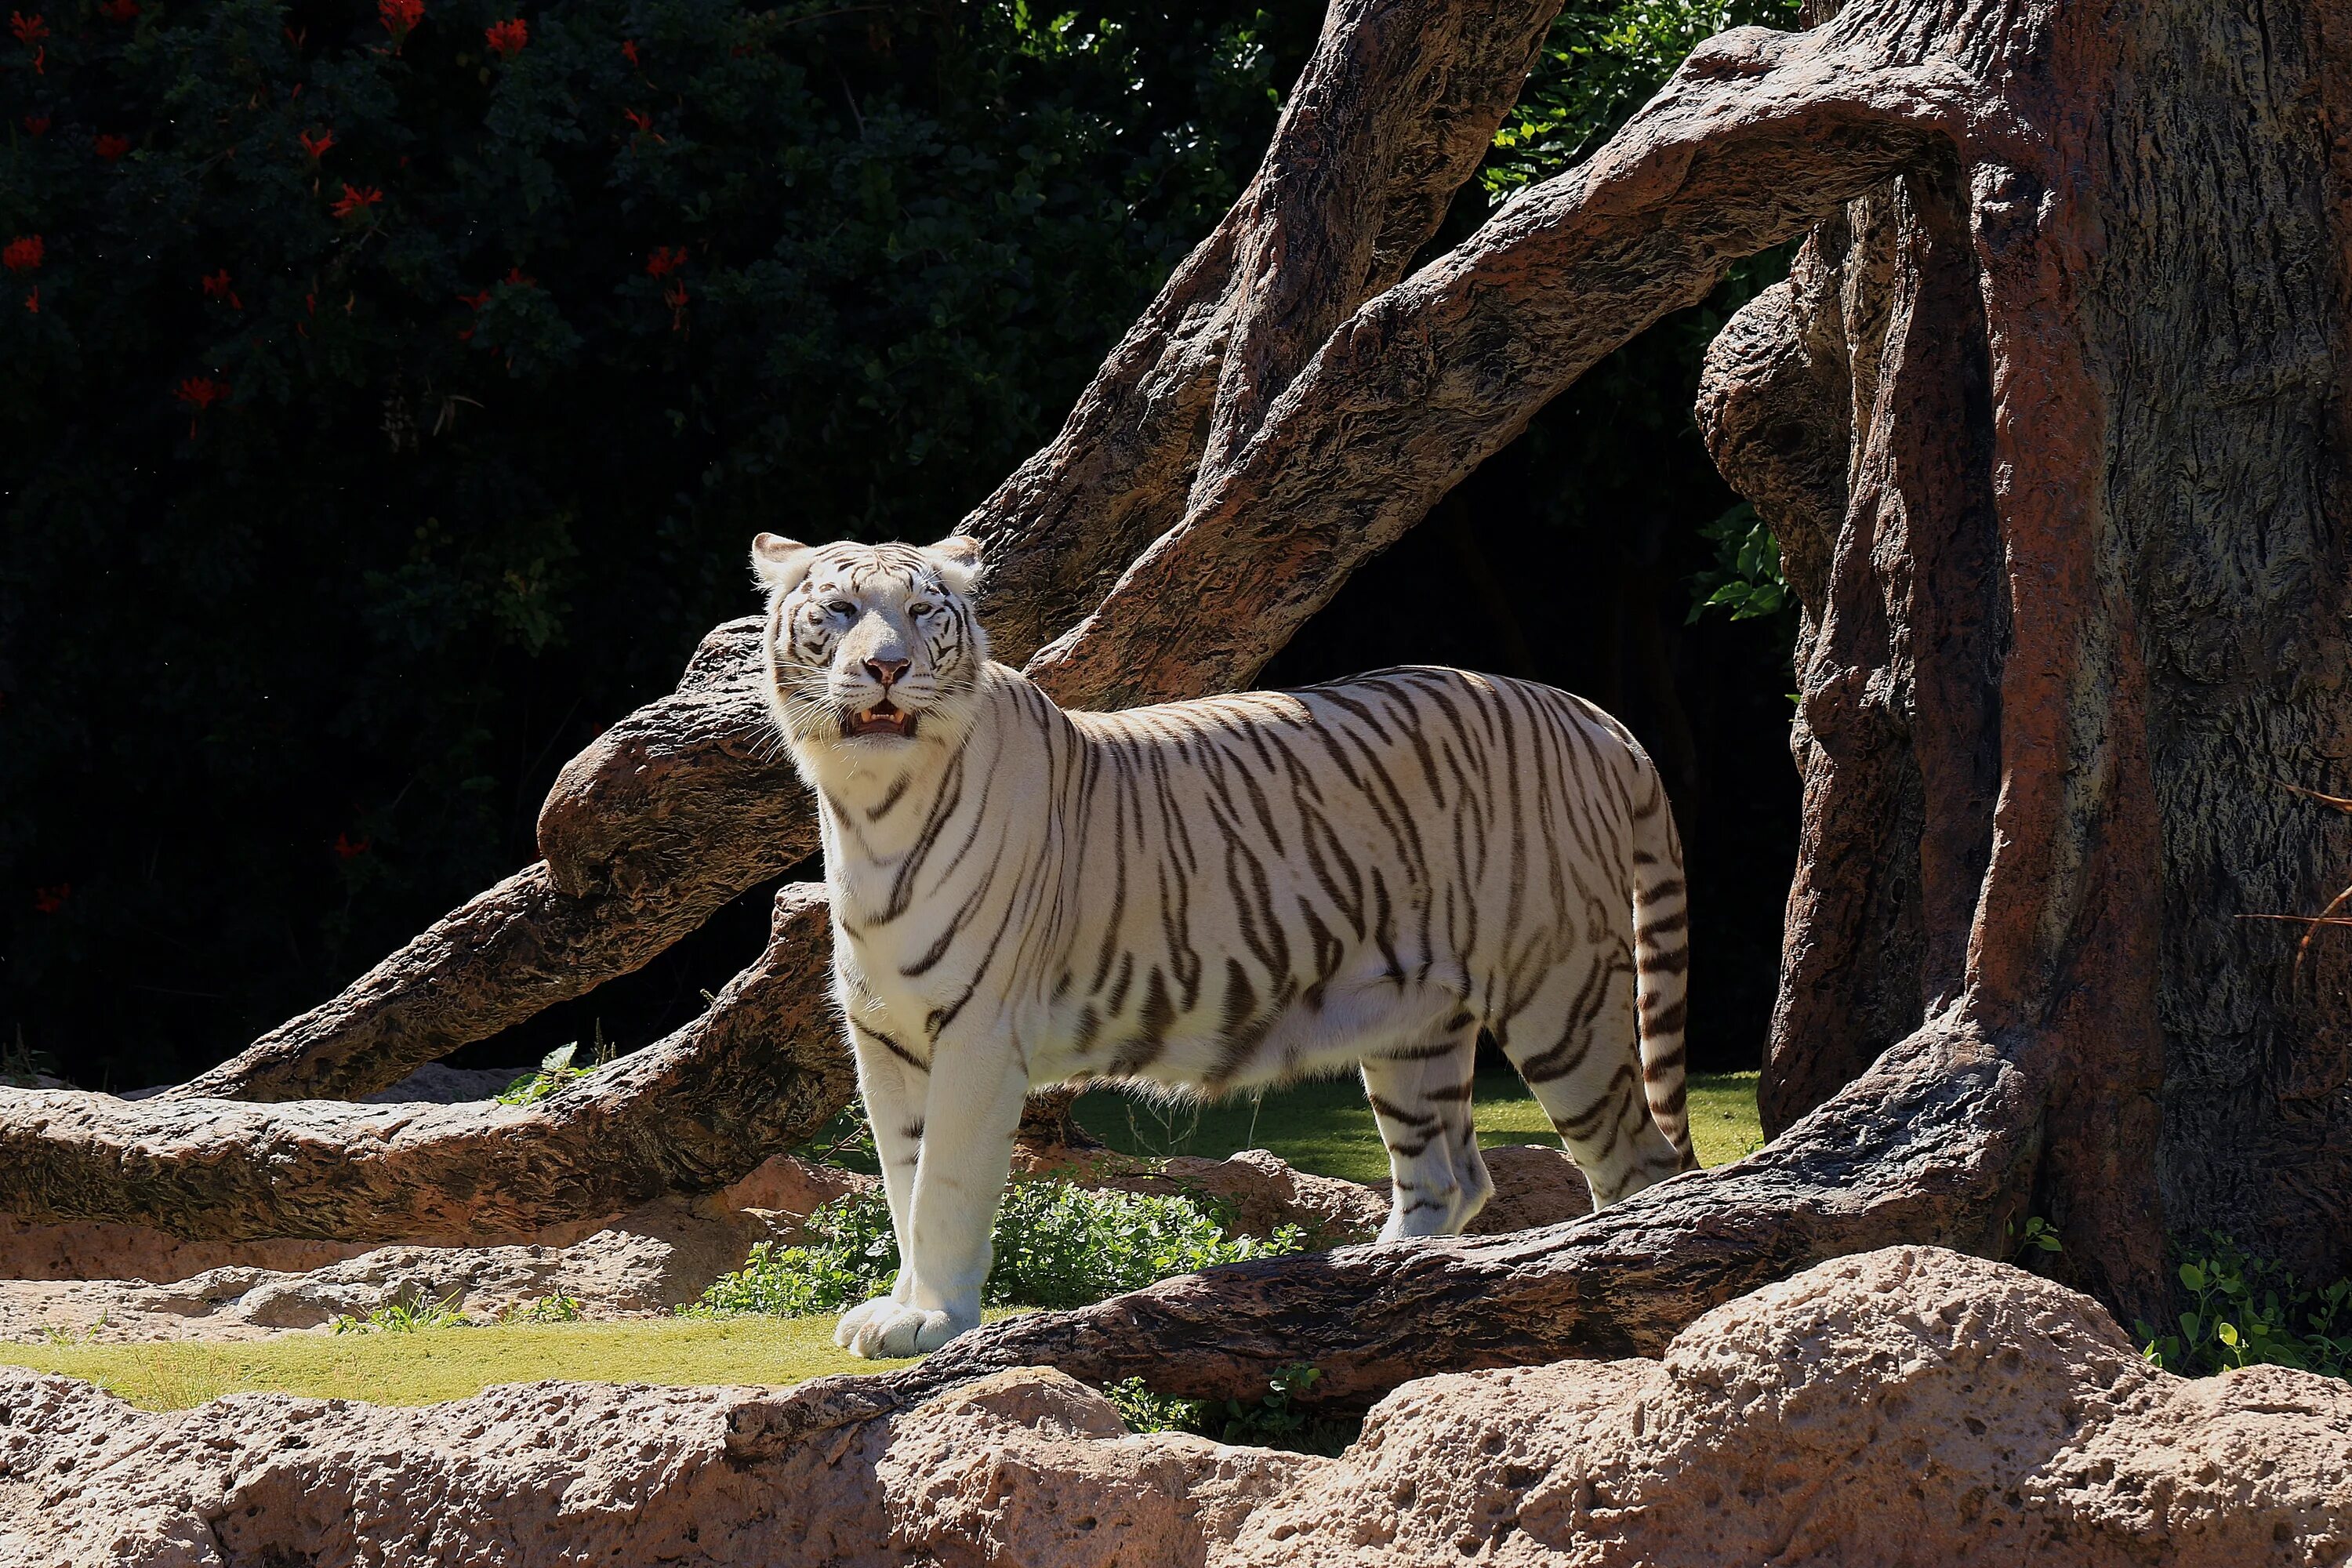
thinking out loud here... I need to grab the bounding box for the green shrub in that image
[1108,1361,1359,1454]
[687,1181,1305,1319]
[2137,1235,2352,1381]
[493,1031,611,1104]
[1486,0,1802,201]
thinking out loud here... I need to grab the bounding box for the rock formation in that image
[7,1247,2343,1566]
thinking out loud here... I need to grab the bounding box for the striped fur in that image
[753,534,1696,1358]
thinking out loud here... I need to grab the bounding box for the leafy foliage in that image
[1484,0,1801,202]
[1,0,1305,1087]
[1686,501,1784,622]
[2136,1236,2352,1382]
[1108,1361,1357,1454]
[329,1290,474,1333]
[492,1025,611,1103]
[686,1181,1305,1319]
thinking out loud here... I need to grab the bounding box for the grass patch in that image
[0,1314,982,1411]
[1075,1069,1763,1183]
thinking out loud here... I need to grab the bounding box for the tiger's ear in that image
[751,533,817,594]
[924,534,984,593]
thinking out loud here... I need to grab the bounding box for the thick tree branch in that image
[1026,25,1956,706]
[1,887,847,1242]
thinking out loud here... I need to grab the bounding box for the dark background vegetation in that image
[2,0,1796,1091]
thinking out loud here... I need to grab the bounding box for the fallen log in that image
[2,887,848,1243]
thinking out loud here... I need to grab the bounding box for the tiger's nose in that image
[865,657,910,688]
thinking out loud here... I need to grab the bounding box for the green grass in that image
[0,1314,956,1411]
[1075,1069,1763,1182]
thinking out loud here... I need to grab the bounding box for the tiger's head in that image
[752,533,990,761]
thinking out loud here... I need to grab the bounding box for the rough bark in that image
[1698,170,2003,1138]
[0,887,849,1242]
[1697,0,2352,1295]
[1025,24,1942,708]
[171,0,1570,1108]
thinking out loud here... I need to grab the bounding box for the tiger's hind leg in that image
[1498,944,1683,1207]
[1362,1032,1491,1241]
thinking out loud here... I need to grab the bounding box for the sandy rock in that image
[7,1246,2347,1565]
[1231,1245,2352,1566]
[0,1200,797,1341]
[711,1152,879,1218]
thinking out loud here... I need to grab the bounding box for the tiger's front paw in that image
[834,1298,972,1359]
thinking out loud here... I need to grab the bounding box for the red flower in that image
[31,883,68,914]
[98,0,137,18]
[483,16,526,60]
[9,11,46,44]
[173,375,228,434]
[378,0,421,46]
[21,112,46,135]
[644,245,686,278]
[21,285,35,314]
[93,133,130,161]
[201,269,242,310]
[297,127,335,162]
[332,833,371,861]
[503,265,533,287]
[331,183,383,220]
[2,234,41,272]
[456,286,489,339]
[662,278,688,332]
[620,38,638,65]
[622,107,652,132]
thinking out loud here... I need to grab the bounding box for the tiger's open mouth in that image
[845,700,916,739]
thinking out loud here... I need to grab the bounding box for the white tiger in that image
[754,532,1696,1359]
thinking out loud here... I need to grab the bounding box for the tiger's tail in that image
[1630,765,1696,1170]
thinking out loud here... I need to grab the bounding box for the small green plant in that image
[2136,1235,2352,1381]
[2008,1215,2063,1262]
[1,1026,62,1089]
[330,1292,474,1335]
[1105,1377,1210,1434]
[495,1025,617,1107]
[1109,1363,1358,1455]
[39,1312,107,1346]
[498,1290,585,1325]
[1688,502,1789,623]
[792,1100,880,1174]
[686,1184,1305,1320]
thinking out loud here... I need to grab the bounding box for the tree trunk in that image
[1707,0,2352,1292]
